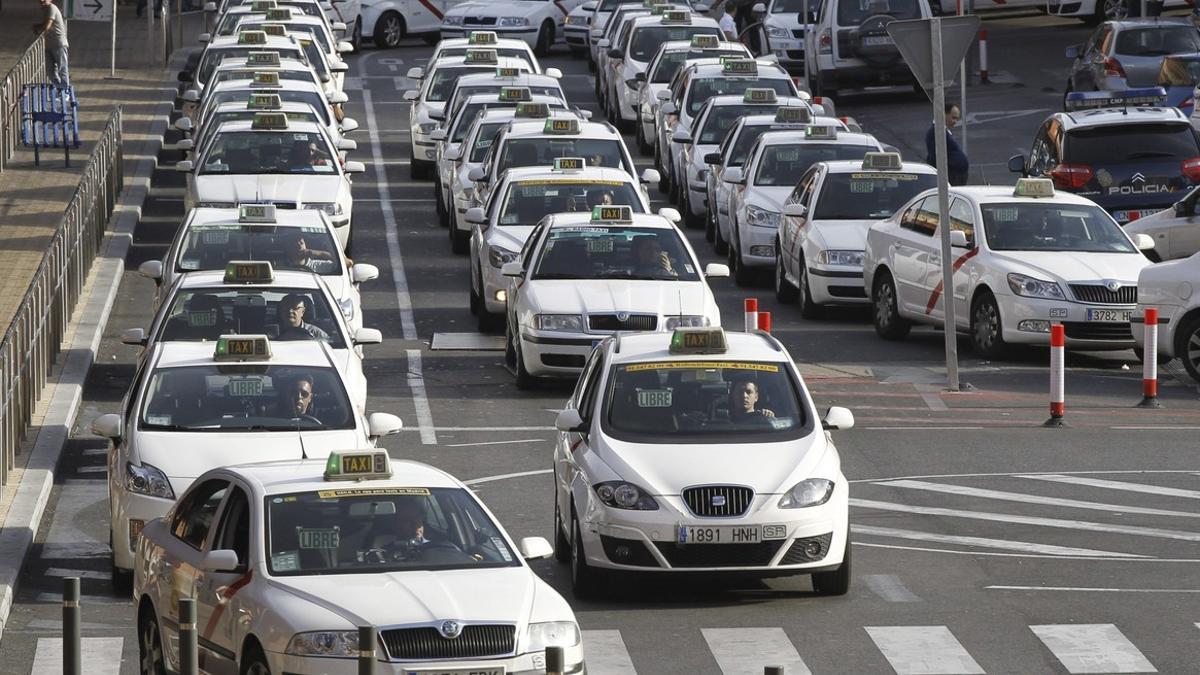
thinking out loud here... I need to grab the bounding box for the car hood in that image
[447,0,542,17]
[989,250,1148,286]
[525,279,713,317]
[746,186,794,211]
[487,225,536,253]
[194,175,343,204]
[808,220,876,251]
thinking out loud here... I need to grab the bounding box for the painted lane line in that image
[865,626,984,675]
[445,438,547,448]
[1030,624,1157,674]
[850,469,1200,485]
[991,585,1200,593]
[863,426,984,430]
[702,627,812,675]
[850,498,1200,542]
[1020,474,1200,500]
[1110,426,1200,430]
[407,349,437,446]
[863,574,922,602]
[464,469,553,486]
[31,637,123,675]
[581,629,637,675]
[851,524,1146,558]
[853,541,1200,561]
[878,479,1200,519]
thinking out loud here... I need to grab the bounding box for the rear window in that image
[685,77,794,116]
[1065,123,1200,165]
[813,171,937,220]
[1115,26,1200,57]
[426,65,496,102]
[1159,58,1200,87]
[651,48,747,83]
[753,144,878,186]
[837,0,920,25]
[630,26,722,61]
[699,105,771,144]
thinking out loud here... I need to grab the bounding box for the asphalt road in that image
[4,10,1200,675]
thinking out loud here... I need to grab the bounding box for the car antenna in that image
[296,416,309,460]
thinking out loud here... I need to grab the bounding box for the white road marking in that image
[1020,474,1200,500]
[862,426,984,431]
[851,524,1145,558]
[850,469,1200,485]
[1110,426,1200,430]
[464,469,553,486]
[702,627,812,675]
[44,567,111,580]
[75,466,106,474]
[1030,624,1156,673]
[865,626,984,674]
[430,332,506,351]
[855,541,1200,562]
[406,349,437,446]
[878,479,1200,518]
[31,637,124,675]
[863,574,922,602]
[81,447,107,456]
[582,629,637,675]
[990,586,1200,593]
[445,439,545,448]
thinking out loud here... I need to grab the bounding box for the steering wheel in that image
[296,414,323,426]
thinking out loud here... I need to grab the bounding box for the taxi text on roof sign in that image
[250,0,276,10]
[544,117,580,135]
[224,260,276,283]
[1063,87,1168,112]
[251,111,289,129]
[246,51,281,67]
[669,327,728,355]
[239,203,277,222]
[260,24,287,37]
[238,30,269,45]
[264,7,293,20]
[1014,177,1055,199]
[251,71,281,87]
[553,157,585,171]
[722,59,757,75]
[805,124,837,140]
[743,88,777,104]
[515,101,550,117]
[498,86,532,102]
[862,152,903,171]
[496,66,522,78]
[691,34,719,48]
[662,9,690,21]
[464,48,499,64]
[775,106,811,124]
[592,204,633,222]
[213,334,272,361]
[324,450,392,482]
[247,92,283,109]
[468,31,498,44]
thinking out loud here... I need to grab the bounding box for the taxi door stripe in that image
[201,569,254,640]
[924,246,979,315]
[418,0,445,20]
[554,0,570,15]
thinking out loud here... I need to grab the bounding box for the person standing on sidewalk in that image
[719,1,738,41]
[32,0,70,87]
[925,103,969,186]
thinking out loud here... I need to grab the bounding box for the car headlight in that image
[126,462,174,499]
[338,297,354,321]
[533,314,583,332]
[1007,273,1065,300]
[525,622,581,653]
[778,478,834,509]
[767,25,790,38]
[306,202,343,216]
[286,631,359,658]
[594,481,659,510]
[566,14,590,25]
[498,16,528,26]
[815,250,864,267]
[442,15,464,25]
[195,201,236,208]
[663,315,709,329]
[417,122,439,134]
[746,205,780,229]
[488,244,518,268]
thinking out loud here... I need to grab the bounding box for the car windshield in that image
[498,181,643,226]
[500,138,628,173]
[469,122,507,162]
[837,0,920,24]
[651,48,747,83]
[140,365,353,431]
[1159,57,1200,86]
[427,65,507,102]
[982,203,1137,253]
[533,226,699,281]
[204,110,321,136]
[812,171,937,220]
[698,104,775,144]
[630,26,722,61]
[452,102,564,143]
[239,24,332,54]
[1115,26,1200,57]
[1065,123,1200,164]
[156,287,346,348]
[728,123,772,166]
[198,47,305,84]
[772,0,822,13]
[200,131,337,175]
[753,144,877,186]
[603,361,809,442]
[265,487,520,575]
[176,224,342,275]
[205,90,330,125]
[600,0,645,10]
[212,69,315,86]
[685,77,793,116]
[438,46,534,65]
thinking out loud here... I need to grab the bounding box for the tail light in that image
[1103,58,1126,78]
[1049,163,1093,190]
[818,28,832,54]
[1182,157,1200,182]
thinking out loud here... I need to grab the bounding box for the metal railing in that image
[0,36,46,174]
[0,107,123,494]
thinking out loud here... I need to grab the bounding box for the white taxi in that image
[187,31,307,94]
[186,76,346,141]
[440,0,588,56]
[178,93,356,163]
[132,450,584,675]
[178,114,365,251]
[776,152,937,317]
[1134,251,1200,382]
[725,125,882,285]
[91,336,403,583]
[590,2,650,82]
[502,207,728,387]
[210,8,353,67]
[200,52,334,104]
[1123,185,1200,262]
[551,327,854,596]
[863,178,1157,357]
[438,69,567,126]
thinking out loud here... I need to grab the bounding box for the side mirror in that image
[545,67,563,79]
[465,207,487,224]
[639,168,660,184]
[337,139,358,152]
[597,38,611,48]
[468,166,486,182]
[197,33,211,43]
[337,41,354,54]
[752,1,766,10]
[655,90,671,101]
[203,1,216,9]
[722,167,744,184]
[1007,154,1027,176]
[704,263,730,278]
[608,48,623,59]
[406,66,424,79]
[403,90,419,101]
[339,118,359,133]
[353,327,383,345]
[517,537,554,560]
[175,139,194,151]
[501,261,524,277]
[91,413,123,440]
[443,147,462,161]
[821,406,855,431]
[367,412,403,437]
[671,130,692,144]
[658,207,681,223]
[138,260,163,280]
[430,111,444,121]
[949,229,969,248]
[660,102,677,115]
[555,408,586,432]
[635,71,646,82]
[625,78,640,90]
[351,263,379,284]
[174,160,194,173]
[1065,44,1080,60]
[201,549,240,572]
[331,21,348,31]
[173,117,193,132]
[1134,233,1156,251]
[177,71,193,83]
[581,1,596,9]
[120,328,147,346]
[430,129,447,141]
[782,203,807,218]
[704,152,722,165]
[181,89,200,102]
[344,161,366,173]
[328,92,350,105]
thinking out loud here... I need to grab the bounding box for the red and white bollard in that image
[1046,323,1065,427]
[757,311,772,334]
[744,298,758,333]
[979,29,989,84]
[1139,308,1162,408]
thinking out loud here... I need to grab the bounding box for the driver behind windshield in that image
[728,378,775,420]
[278,372,316,419]
[276,293,330,341]
[631,235,677,278]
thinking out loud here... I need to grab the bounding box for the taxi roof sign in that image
[722,59,757,75]
[496,66,522,78]
[213,334,272,361]
[691,34,719,48]
[1063,87,1168,112]
[238,29,269,45]
[669,327,727,355]
[260,23,288,37]
[544,117,580,135]
[775,106,811,124]
[591,204,633,222]
[251,111,288,129]
[324,450,392,482]
[468,31,498,44]
[251,71,281,87]
[264,7,294,19]
[246,51,281,67]
[247,92,283,109]
[464,48,499,65]
[250,0,276,10]
[498,86,532,102]
[1014,177,1055,199]
[553,157,585,171]
[238,203,277,222]
[649,3,671,13]
[514,101,550,118]
[743,88,777,104]
[223,260,275,283]
[804,124,837,140]
[662,8,691,21]
[862,152,902,171]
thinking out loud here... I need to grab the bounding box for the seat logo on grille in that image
[711,495,726,507]
[439,620,463,639]
[1104,280,1122,292]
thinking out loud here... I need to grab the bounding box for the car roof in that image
[655,38,745,53]
[212,100,321,114]
[458,92,564,107]
[176,269,324,290]
[952,185,1103,207]
[434,36,533,51]
[213,58,313,72]
[429,55,531,70]
[733,113,849,131]
[504,119,619,138]
[821,159,937,174]
[1105,17,1190,29]
[606,330,789,364]
[210,78,324,94]
[698,94,809,114]
[152,337,335,369]
[756,129,878,146]
[546,212,675,229]
[228,458,465,495]
[210,118,325,134]
[185,207,330,228]
[205,34,301,49]
[1057,106,1189,129]
[629,13,719,28]
[685,58,790,77]
[500,166,638,183]
[454,72,559,87]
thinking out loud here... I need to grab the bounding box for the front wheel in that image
[774,248,798,303]
[350,19,363,52]
[873,272,911,340]
[514,333,537,390]
[970,292,1008,359]
[239,645,272,675]
[1176,316,1200,384]
[811,538,850,596]
[796,262,823,319]
[571,512,604,598]
[138,607,167,675]
[535,21,554,57]
[373,11,404,48]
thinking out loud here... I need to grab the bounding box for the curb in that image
[0,48,193,643]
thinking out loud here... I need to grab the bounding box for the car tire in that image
[434,181,447,225]
[553,499,571,563]
[239,644,271,675]
[570,511,603,598]
[469,269,482,316]
[110,532,132,593]
[1087,0,1127,24]
[970,291,1008,359]
[775,247,798,303]
[374,11,404,48]
[730,223,756,287]
[514,334,537,390]
[636,121,652,154]
[714,219,729,256]
[450,223,470,254]
[1176,315,1200,384]
[350,19,363,52]
[797,261,823,319]
[872,271,911,340]
[682,189,702,229]
[138,606,168,675]
[535,20,554,57]
[811,538,850,596]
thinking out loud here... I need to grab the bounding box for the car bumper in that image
[565,27,588,46]
[807,265,867,305]
[1132,303,1183,356]
[267,648,585,675]
[739,226,778,267]
[1000,295,1137,347]
[481,264,509,314]
[519,331,605,375]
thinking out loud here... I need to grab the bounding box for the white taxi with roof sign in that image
[440,0,590,55]
[862,178,1157,357]
[426,31,543,72]
[203,52,336,103]
[178,95,357,163]
[91,336,403,583]
[550,327,853,596]
[186,31,308,94]
[776,153,937,317]
[502,207,728,387]
[187,76,345,143]
[438,69,568,132]
[591,2,651,91]
[132,451,584,675]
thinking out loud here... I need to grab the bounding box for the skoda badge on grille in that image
[439,620,463,639]
[617,311,629,322]
[711,495,726,507]
[1105,280,1122,292]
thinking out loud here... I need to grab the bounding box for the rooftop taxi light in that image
[468,31,498,44]
[251,71,281,87]
[251,111,289,129]
[722,59,757,75]
[247,92,283,109]
[238,30,269,45]
[514,101,550,118]
[246,51,281,67]
[250,0,276,10]
[775,106,811,124]
[264,7,294,20]
[691,34,719,49]
[1063,87,1168,112]
[213,334,272,361]
[496,66,522,78]
[649,3,670,13]
[1014,177,1056,199]
[464,48,499,65]
[498,86,532,102]
[662,9,691,21]
[224,260,276,283]
[862,151,903,171]
[238,203,277,222]
[324,450,392,481]
[260,23,287,37]
[743,88,777,104]
[669,327,728,355]
[804,124,838,140]
[554,157,586,171]
[591,204,633,222]
[544,117,580,135]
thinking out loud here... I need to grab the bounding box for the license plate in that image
[862,36,892,47]
[1086,308,1131,322]
[1113,210,1142,223]
[406,670,504,675]
[677,524,787,544]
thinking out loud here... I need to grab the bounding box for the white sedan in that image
[441,0,589,56]
[1123,186,1200,262]
[1134,251,1200,382]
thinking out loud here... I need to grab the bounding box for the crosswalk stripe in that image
[1020,474,1200,500]
[1030,624,1156,673]
[865,626,984,675]
[582,629,637,675]
[702,627,812,675]
[852,524,1147,558]
[31,637,123,675]
[878,479,1200,518]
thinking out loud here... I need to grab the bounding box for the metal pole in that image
[175,0,183,54]
[161,1,169,66]
[931,16,960,392]
[545,646,565,675]
[957,0,966,160]
[357,626,376,675]
[62,577,80,675]
[109,0,116,78]
[178,597,198,675]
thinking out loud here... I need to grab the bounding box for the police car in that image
[132,450,584,675]
[863,178,1157,357]
[776,152,937,317]
[440,0,589,56]
[1123,184,1200,261]
[90,336,403,583]
[1010,88,1200,225]
[465,160,658,329]
[1134,251,1200,382]
[725,125,883,285]
[550,326,853,596]
[502,207,727,387]
[178,114,364,250]
[427,30,542,70]
[178,92,356,162]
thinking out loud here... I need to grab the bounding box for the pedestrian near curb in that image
[33,0,70,87]
[925,103,969,186]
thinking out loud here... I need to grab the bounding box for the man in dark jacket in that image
[925,103,969,186]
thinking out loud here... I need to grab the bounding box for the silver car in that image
[1066,19,1200,94]
[1124,185,1200,261]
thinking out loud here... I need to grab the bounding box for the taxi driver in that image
[729,379,775,420]
[632,236,677,278]
[276,293,330,341]
[280,373,317,420]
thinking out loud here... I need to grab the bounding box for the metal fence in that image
[0,36,46,174]
[0,107,123,494]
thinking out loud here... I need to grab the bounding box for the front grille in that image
[540,353,587,368]
[791,29,805,38]
[779,533,834,564]
[588,314,656,331]
[600,535,660,567]
[682,485,753,517]
[1069,284,1136,304]
[786,50,804,59]
[1062,321,1133,341]
[463,16,496,25]
[380,625,515,660]
[654,541,783,568]
[828,285,866,298]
